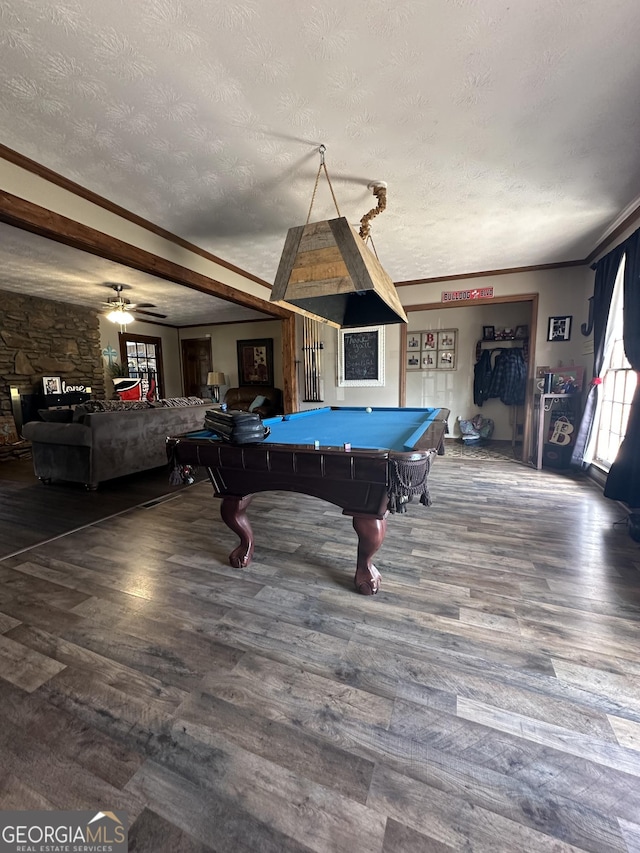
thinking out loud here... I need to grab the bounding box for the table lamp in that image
[207,371,225,403]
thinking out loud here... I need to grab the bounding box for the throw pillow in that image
[72,400,151,419]
[248,395,267,412]
[160,397,206,407]
[160,397,190,407]
[100,400,147,411]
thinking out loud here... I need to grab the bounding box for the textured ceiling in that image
[2,0,640,325]
[0,222,268,326]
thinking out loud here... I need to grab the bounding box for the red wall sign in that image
[441,287,494,302]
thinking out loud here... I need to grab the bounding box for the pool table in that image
[167,406,449,595]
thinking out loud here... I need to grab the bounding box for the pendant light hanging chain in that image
[305,144,342,225]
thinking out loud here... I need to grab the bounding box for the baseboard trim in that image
[587,464,607,490]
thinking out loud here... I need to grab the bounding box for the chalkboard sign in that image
[338,325,385,387]
[344,331,378,380]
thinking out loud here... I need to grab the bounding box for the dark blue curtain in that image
[604,229,640,508]
[571,243,626,467]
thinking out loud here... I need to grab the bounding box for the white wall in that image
[297,265,594,445]
[179,320,283,400]
[406,301,531,440]
[399,266,593,441]
[296,317,402,410]
[399,266,593,371]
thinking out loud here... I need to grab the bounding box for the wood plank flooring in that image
[1,456,639,852]
[0,460,207,558]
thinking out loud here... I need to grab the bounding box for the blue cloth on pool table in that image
[262,407,440,452]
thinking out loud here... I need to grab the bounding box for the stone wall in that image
[0,288,105,437]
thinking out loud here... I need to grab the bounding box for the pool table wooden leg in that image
[351,514,387,595]
[220,495,255,568]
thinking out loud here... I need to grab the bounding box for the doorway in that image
[400,294,538,461]
[181,338,213,399]
[119,332,164,400]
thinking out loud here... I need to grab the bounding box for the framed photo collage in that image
[406,329,457,371]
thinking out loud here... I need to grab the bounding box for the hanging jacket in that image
[473,348,493,406]
[487,348,527,405]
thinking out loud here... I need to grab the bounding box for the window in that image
[593,258,637,469]
[119,333,164,400]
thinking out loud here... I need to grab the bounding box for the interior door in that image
[119,332,164,400]
[181,338,212,398]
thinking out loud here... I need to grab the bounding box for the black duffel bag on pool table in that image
[203,409,271,444]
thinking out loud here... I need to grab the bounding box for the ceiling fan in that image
[102,283,167,323]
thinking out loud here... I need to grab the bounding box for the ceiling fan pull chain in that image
[305,144,341,225]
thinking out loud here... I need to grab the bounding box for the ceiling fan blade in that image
[102,283,165,318]
[133,308,168,319]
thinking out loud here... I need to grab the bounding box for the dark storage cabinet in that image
[20,392,91,425]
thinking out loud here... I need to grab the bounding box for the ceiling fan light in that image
[107,308,133,325]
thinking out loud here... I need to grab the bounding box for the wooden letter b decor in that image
[549,417,574,446]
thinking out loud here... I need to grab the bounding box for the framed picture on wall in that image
[438,330,456,350]
[437,350,456,370]
[237,338,274,386]
[407,333,421,349]
[552,367,584,393]
[547,315,572,342]
[421,332,437,350]
[408,328,458,371]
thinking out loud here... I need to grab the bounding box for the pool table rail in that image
[169,437,436,516]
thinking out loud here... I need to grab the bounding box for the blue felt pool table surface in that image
[257,407,443,452]
[184,407,446,453]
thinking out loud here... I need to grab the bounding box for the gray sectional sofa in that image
[22,400,210,489]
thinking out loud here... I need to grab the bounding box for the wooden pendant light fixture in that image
[270,146,407,328]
